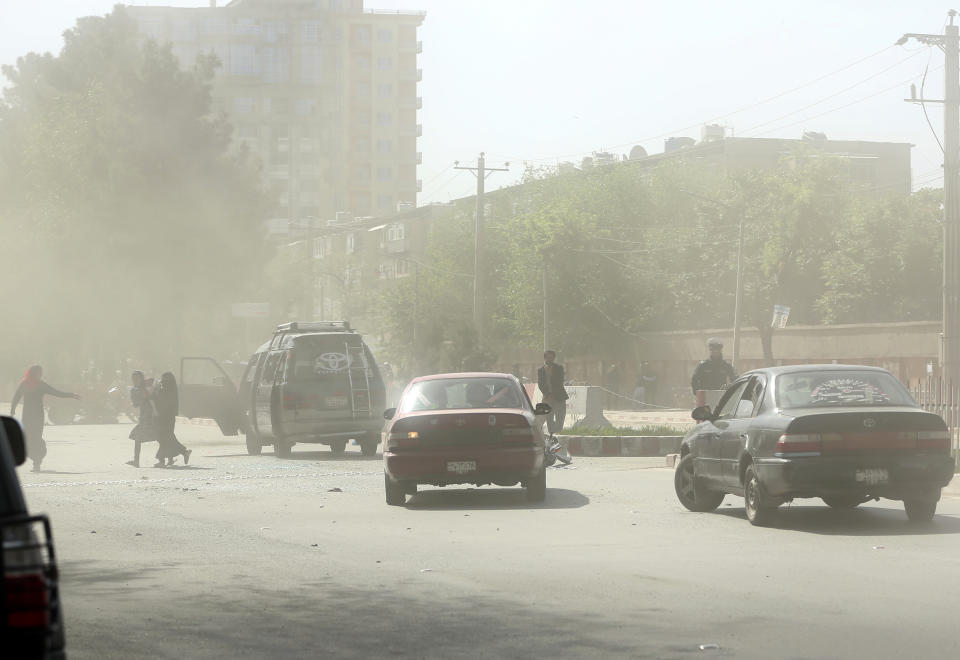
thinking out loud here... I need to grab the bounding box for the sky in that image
[1,1,957,204]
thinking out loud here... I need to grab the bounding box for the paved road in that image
[15,421,960,660]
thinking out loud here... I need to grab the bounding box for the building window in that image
[302,21,321,42]
[378,195,394,212]
[395,259,410,277]
[386,222,405,241]
[377,83,393,98]
[301,46,323,84]
[376,112,393,126]
[376,56,393,70]
[262,48,290,83]
[295,99,317,115]
[346,232,356,254]
[377,29,393,43]
[230,45,259,75]
[376,139,392,153]
[313,238,324,259]
[233,97,257,114]
[233,18,260,37]
[376,167,393,182]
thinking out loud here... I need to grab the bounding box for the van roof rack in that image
[274,321,352,334]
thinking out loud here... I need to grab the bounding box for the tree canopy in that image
[0,8,271,378]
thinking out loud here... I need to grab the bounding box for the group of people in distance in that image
[128,371,191,468]
[8,364,191,472]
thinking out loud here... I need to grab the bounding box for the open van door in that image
[179,357,241,436]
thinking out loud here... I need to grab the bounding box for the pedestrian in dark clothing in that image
[127,371,156,468]
[537,350,569,434]
[690,338,737,394]
[9,365,80,472]
[153,372,191,468]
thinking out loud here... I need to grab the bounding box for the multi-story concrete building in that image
[127,0,424,225]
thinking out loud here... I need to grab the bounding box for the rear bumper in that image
[384,445,542,486]
[754,454,955,500]
[281,419,383,443]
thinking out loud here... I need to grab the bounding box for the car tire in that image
[360,436,378,457]
[525,467,547,502]
[674,454,724,512]
[330,439,347,455]
[274,441,292,458]
[822,495,864,509]
[245,432,262,456]
[385,473,407,506]
[904,498,937,522]
[744,464,777,526]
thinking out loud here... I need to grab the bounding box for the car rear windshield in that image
[776,371,915,409]
[399,378,527,413]
[289,335,365,381]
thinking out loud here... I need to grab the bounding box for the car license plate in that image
[855,468,889,485]
[324,395,349,409]
[447,461,477,475]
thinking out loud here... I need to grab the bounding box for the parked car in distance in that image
[382,373,552,505]
[674,365,955,525]
[179,321,386,457]
[1,416,66,659]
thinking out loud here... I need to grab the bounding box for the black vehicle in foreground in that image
[0,417,66,658]
[674,365,955,525]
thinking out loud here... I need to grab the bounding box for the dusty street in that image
[15,421,960,660]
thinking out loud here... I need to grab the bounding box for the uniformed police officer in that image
[690,337,736,394]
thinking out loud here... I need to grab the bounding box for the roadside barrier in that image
[557,435,683,457]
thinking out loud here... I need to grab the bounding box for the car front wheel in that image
[904,498,937,522]
[525,467,546,502]
[385,473,407,506]
[744,464,777,526]
[330,439,347,455]
[360,435,378,457]
[274,441,292,458]
[674,454,724,512]
[245,432,262,456]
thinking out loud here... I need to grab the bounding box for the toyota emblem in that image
[314,352,351,374]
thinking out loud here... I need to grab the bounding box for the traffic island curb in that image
[558,435,683,457]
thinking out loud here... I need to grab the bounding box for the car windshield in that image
[399,377,526,413]
[775,371,915,409]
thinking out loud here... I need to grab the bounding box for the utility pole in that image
[454,152,509,346]
[901,12,960,387]
[732,214,745,370]
[543,261,549,353]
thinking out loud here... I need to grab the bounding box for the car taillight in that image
[501,427,534,442]
[386,430,420,450]
[2,516,55,631]
[775,433,822,457]
[917,430,951,450]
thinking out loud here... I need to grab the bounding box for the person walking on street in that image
[537,350,569,435]
[127,371,155,468]
[690,338,737,394]
[153,372,191,468]
[9,365,80,472]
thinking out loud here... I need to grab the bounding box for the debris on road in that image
[698,643,720,651]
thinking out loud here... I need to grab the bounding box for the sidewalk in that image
[603,408,695,430]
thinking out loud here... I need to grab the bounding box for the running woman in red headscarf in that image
[10,365,80,472]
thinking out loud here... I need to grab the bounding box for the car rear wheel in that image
[744,464,777,526]
[245,432,262,456]
[822,495,864,509]
[360,435,378,457]
[330,439,347,455]
[674,454,724,512]
[525,467,547,502]
[904,498,937,522]
[274,441,292,458]
[385,473,407,506]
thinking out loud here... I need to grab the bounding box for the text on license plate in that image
[855,468,889,485]
[447,461,477,475]
[324,395,349,409]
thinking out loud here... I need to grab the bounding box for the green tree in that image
[0,8,271,376]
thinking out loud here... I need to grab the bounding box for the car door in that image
[695,379,750,485]
[254,350,284,439]
[719,375,766,487]
[179,357,241,435]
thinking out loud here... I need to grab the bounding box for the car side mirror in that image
[691,405,713,422]
[534,402,552,416]
[383,408,396,420]
[2,416,26,466]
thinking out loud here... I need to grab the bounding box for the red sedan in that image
[382,373,551,505]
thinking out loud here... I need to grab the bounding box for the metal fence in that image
[910,379,960,457]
